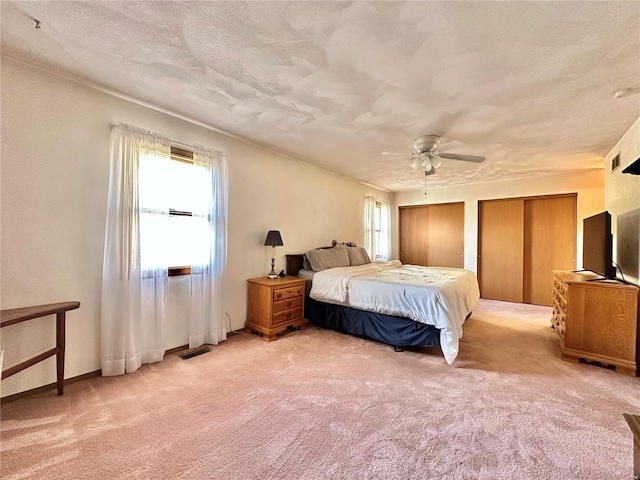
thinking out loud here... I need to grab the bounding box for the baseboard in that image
[1,345,192,404]
[165,344,189,355]
[1,370,102,404]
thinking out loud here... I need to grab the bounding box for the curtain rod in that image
[170,140,225,158]
[170,140,192,150]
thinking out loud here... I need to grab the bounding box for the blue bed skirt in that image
[305,297,441,348]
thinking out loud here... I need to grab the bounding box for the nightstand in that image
[245,276,307,341]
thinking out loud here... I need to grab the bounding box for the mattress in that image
[309,260,480,364]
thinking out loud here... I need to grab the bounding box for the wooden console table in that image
[624,414,640,479]
[1,301,80,395]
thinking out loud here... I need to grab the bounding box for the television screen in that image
[582,211,615,279]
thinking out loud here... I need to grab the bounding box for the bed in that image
[286,243,480,364]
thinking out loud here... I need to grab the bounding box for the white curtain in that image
[379,200,391,261]
[364,195,376,260]
[189,144,228,348]
[101,123,170,376]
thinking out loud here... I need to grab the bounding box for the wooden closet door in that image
[478,199,525,302]
[399,203,464,267]
[399,206,429,266]
[427,203,464,268]
[523,195,577,306]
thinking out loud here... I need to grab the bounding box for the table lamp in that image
[264,230,283,279]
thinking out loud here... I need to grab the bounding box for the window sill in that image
[168,267,191,276]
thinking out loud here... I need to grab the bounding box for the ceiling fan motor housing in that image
[413,135,440,153]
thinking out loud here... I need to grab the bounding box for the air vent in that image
[611,153,620,172]
[179,346,211,360]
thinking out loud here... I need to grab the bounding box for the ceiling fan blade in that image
[435,140,465,152]
[382,151,416,156]
[439,152,485,163]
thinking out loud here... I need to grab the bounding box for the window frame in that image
[167,146,195,276]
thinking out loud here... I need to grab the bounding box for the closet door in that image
[427,203,464,268]
[399,206,429,266]
[523,195,577,306]
[399,203,464,267]
[478,199,525,302]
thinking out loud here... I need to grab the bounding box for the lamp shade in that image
[264,230,284,247]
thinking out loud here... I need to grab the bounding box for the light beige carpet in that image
[1,299,639,479]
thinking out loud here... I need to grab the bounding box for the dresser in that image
[551,270,639,376]
[245,276,307,341]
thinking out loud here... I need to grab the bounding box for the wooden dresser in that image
[551,270,639,376]
[245,276,307,341]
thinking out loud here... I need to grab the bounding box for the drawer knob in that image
[276,292,282,299]
[286,301,292,307]
[297,289,301,294]
[286,312,291,319]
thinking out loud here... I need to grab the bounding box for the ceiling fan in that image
[383,135,485,175]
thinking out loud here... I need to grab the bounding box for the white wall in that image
[0,58,390,397]
[604,117,640,285]
[392,169,605,272]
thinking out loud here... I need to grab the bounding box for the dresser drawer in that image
[273,286,303,302]
[272,307,303,326]
[273,296,303,313]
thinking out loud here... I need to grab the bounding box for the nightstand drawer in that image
[272,307,303,326]
[273,286,303,302]
[273,296,303,313]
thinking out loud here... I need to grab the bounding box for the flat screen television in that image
[582,211,616,279]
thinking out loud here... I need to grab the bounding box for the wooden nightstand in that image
[245,276,307,341]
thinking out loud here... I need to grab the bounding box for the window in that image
[364,196,390,261]
[139,147,210,274]
[374,201,383,260]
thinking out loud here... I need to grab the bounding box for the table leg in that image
[56,312,66,395]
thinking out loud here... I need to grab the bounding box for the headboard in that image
[285,254,305,277]
[286,240,357,276]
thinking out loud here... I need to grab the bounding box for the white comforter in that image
[309,260,480,364]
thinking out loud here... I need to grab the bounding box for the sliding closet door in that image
[523,195,577,306]
[399,203,464,267]
[479,194,577,306]
[427,203,464,268]
[399,206,429,266]
[478,199,525,302]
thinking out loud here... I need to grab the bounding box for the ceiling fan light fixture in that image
[396,133,485,179]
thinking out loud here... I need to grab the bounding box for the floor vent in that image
[179,346,211,360]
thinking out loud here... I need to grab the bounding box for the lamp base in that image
[267,255,278,279]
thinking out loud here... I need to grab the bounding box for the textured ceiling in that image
[2,1,639,192]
